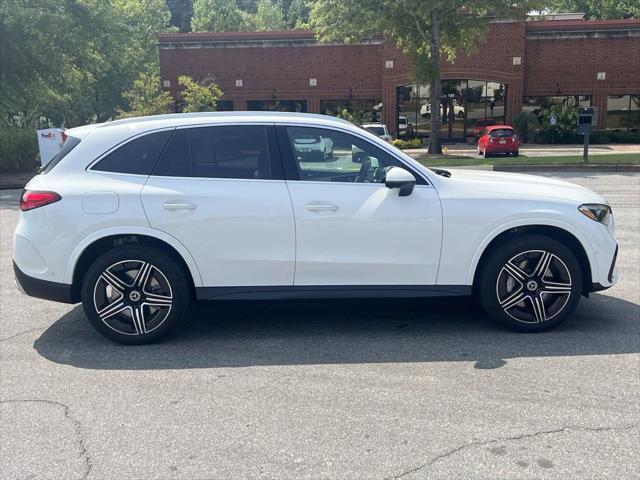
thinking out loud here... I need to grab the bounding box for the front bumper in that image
[13,261,75,304]
[590,244,618,293]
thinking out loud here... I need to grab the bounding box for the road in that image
[1,171,639,480]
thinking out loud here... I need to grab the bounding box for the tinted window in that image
[41,136,81,174]
[154,125,272,180]
[92,130,172,175]
[285,127,423,184]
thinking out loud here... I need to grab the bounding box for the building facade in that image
[158,18,640,140]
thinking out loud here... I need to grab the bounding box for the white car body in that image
[13,112,618,341]
[361,123,392,143]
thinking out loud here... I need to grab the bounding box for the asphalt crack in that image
[386,423,639,479]
[1,398,93,480]
[0,318,82,343]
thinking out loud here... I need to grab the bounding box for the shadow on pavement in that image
[34,293,639,370]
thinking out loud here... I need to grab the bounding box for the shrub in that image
[0,128,39,174]
[512,111,538,143]
[391,137,422,149]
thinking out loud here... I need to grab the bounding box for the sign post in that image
[550,114,557,144]
[577,107,596,164]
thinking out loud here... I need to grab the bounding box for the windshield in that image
[365,126,385,136]
[490,129,514,137]
[40,136,81,174]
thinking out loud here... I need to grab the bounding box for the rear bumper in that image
[13,261,75,304]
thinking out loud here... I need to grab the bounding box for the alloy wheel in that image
[495,250,572,324]
[93,260,173,335]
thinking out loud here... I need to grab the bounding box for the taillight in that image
[20,190,61,211]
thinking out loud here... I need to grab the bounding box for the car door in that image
[141,124,295,287]
[277,125,442,286]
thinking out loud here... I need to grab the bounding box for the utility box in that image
[577,107,597,135]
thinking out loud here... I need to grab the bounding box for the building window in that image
[215,100,234,111]
[605,95,640,130]
[247,100,307,112]
[523,95,592,114]
[397,80,506,141]
[320,99,382,122]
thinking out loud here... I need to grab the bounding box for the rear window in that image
[92,130,173,175]
[40,136,81,174]
[490,128,514,137]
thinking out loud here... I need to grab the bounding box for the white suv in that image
[14,112,618,344]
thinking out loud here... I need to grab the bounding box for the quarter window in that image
[154,125,272,180]
[92,130,173,175]
[285,127,422,184]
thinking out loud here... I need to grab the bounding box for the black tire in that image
[513,151,519,157]
[477,234,583,332]
[81,245,191,344]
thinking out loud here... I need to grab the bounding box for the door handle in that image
[306,202,339,212]
[162,201,196,211]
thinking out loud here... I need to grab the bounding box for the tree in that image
[309,1,538,153]
[166,0,194,32]
[284,0,311,27]
[116,73,174,118]
[544,0,639,19]
[191,0,252,31]
[255,0,287,30]
[178,76,223,112]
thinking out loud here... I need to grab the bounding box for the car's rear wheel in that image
[513,150,519,157]
[477,235,583,332]
[81,245,191,344]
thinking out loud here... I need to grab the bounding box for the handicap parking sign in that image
[550,114,558,126]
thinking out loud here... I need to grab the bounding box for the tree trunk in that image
[428,9,442,154]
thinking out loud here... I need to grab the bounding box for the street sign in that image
[550,114,558,126]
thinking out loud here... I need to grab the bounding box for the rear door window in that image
[92,130,173,175]
[153,125,275,180]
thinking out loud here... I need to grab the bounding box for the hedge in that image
[534,129,640,145]
[0,128,39,174]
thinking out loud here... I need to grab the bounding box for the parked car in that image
[14,112,617,344]
[472,118,498,137]
[420,102,465,119]
[292,132,334,161]
[398,116,413,137]
[477,125,520,157]
[362,123,391,142]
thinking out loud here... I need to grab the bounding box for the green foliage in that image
[0,128,39,174]
[166,0,194,32]
[255,0,287,30]
[391,138,423,149]
[512,111,539,143]
[116,73,174,119]
[191,0,253,31]
[178,76,224,112]
[333,108,373,125]
[1,0,173,127]
[544,0,639,19]
[283,0,311,27]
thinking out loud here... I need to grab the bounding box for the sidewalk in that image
[404,143,640,157]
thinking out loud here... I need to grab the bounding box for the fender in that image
[464,216,599,285]
[64,225,204,286]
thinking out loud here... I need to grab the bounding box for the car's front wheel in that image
[81,245,191,344]
[477,235,583,331]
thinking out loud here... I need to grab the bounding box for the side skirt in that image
[195,285,472,301]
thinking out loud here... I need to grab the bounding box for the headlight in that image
[579,204,612,225]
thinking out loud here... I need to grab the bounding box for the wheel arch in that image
[470,224,594,296]
[66,228,202,303]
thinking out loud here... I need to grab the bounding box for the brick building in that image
[158,18,640,141]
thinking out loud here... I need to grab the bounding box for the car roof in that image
[362,123,387,127]
[486,125,513,130]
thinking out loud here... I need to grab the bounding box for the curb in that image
[493,164,639,173]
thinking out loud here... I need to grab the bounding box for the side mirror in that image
[384,167,416,197]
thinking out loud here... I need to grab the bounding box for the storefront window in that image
[397,80,506,141]
[605,95,640,130]
[247,100,307,112]
[522,95,592,114]
[215,100,234,111]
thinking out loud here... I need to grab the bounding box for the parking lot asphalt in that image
[1,171,639,480]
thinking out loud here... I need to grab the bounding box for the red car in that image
[477,125,520,157]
